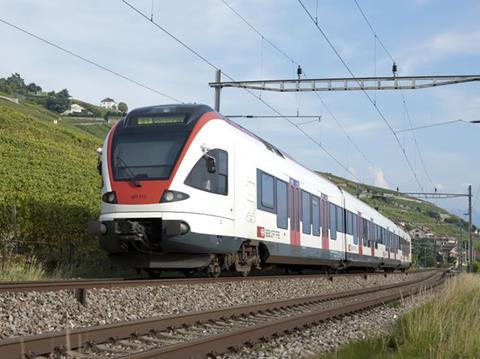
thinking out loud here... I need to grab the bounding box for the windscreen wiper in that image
[115,155,142,187]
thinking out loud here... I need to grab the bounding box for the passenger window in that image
[363,219,368,247]
[329,203,336,240]
[276,180,288,229]
[184,149,228,195]
[336,206,344,233]
[261,172,274,209]
[352,213,358,245]
[312,195,320,236]
[302,191,311,234]
[346,212,353,235]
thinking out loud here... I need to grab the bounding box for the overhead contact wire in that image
[297,0,424,193]
[352,0,435,191]
[221,0,378,182]
[0,17,182,103]
[121,0,360,181]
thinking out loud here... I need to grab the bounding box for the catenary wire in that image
[352,0,435,191]
[121,0,360,181]
[0,17,182,103]
[297,0,424,192]
[221,0,381,182]
[353,0,395,63]
[401,92,435,189]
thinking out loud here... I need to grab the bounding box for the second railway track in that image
[0,269,447,358]
[0,268,433,294]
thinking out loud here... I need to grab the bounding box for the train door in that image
[370,220,375,257]
[357,212,363,256]
[387,228,391,259]
[321,194,329,249]
[288,179,300,246]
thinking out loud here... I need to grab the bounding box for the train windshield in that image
[111,130,189,181]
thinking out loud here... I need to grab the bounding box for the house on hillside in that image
[100,97,116,110]
[409,226,435,238]
[62,103,85,116]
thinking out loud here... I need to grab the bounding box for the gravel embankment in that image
[226,290,435,359]
[0,271,431,339]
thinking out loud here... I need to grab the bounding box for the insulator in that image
[297,65,303,77]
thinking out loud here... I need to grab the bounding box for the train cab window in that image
[301,191,312,234]
[276,179,288,229]
[185,149,228,195]
[312,195,320,236]
[329,203,337,240]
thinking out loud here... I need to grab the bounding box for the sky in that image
[1,0,479,223]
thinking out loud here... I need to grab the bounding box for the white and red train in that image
[95,104,411,277]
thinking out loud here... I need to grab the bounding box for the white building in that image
[62,103,85,115]
[100,97,117,110]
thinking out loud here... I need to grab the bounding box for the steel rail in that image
[127,272,445,359]
[0,270,440,358]
[0,269,432,294]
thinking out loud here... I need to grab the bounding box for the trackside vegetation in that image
[0,99,114,276]
[320,274,480,359]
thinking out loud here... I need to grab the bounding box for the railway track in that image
[0,268,432,294]
[0,269,446,358]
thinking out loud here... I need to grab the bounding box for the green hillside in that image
[0,98,104,273]
[0,97,111,141]
[319,172,478,242]
[60,117,111,140]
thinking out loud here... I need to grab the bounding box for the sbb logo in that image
[257,226,265,238]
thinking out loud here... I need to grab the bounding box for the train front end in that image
[95,104,223,273]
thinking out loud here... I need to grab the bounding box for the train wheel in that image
[145,269,162,279]
[240,270,250,277]
[207,257,221,278]
[183,269,196,278]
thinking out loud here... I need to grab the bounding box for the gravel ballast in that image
[226,289,435,359]
[0,271,432,339]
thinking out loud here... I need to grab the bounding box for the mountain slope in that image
[319,172,478,243]
[0,98,103,270]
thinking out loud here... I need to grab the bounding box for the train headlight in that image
[180,221,190,234]
[102,191,117,204]
[100,223,108,235]
[163,190,175,202]
[160,190,190,203]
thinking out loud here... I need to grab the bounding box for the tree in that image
[27,82,42,94]
[46,89,70,113]
[118,102,128,114]
[0,73,27,94]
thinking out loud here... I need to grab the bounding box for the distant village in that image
[0,73,127,123]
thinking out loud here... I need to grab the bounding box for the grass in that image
[0,98,104,271]
[319,274,480,359]
[0,255,48,281]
